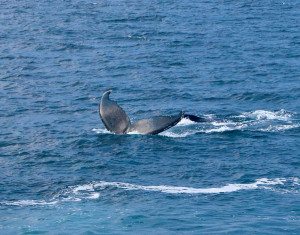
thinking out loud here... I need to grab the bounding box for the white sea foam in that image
[81,178,287,194]
[160,122,248,137]
[92,109,297,137]
[292,177,300,186]
[127,131,142,135]
[239,109,292,121]
[73,184,94,193]
[204,124,246,133]
[177,118,196,126]
[92,128,111,134]
[260,124,299,132]
[211,121,237,126]
[88,192,100,199]
[203,114,216,120]
[1,200,58,206]
[159,131,196,138]
[2,178,297,207]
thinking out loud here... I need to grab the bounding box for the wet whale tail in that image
[99,90,207,135]
[99,90,183,135]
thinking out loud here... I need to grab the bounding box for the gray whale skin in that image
[99,90,184,135]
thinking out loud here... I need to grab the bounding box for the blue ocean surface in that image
[0,0,299,234]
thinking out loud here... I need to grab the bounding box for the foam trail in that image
[211,121,237,126]
[93,110,298,137]
[159,124,246,137]
[260,124,300,132]
[238,109,292,121]
[1,200,58,206]
[90,178,286,194]
[204,124,246,133]
[1,178,298,207]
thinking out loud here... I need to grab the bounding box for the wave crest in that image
[2,178,298,207]
[238,109,292,121]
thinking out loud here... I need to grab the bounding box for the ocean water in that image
[0,0,299,234]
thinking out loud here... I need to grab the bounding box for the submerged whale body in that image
[99,90,205,135]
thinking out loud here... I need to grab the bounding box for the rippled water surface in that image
[1,0,299,234]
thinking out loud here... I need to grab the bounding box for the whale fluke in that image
[99,90,131,134]
[129,112,183,135]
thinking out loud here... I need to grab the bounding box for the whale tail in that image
[99,90,183,135]
[129,112,183,135]
[99,90,131,134]
[183,114,207,123]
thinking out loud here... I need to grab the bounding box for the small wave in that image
[65,178,292,197]
[260,124,300,132]
[1,200,58,206]
[89,178,288,194]
[238,109,292,121]
[159,131,197,138]
[88,193,100,199]
[160,124,246,137]
[292,177,300,186]
[1,178,298,207]
[211,120,238,126]
[204,124,246,133]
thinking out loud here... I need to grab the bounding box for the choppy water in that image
[1,0,299,234]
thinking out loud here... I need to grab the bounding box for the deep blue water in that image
[1,0,300,234]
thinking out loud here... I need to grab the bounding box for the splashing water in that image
[93,110,299,138]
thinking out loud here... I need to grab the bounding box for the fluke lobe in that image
[99,90,204,135]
